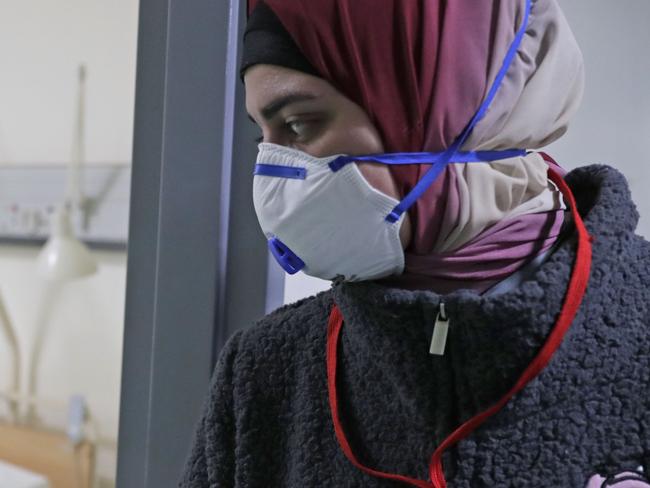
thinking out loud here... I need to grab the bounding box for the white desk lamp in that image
[36,64,97,281]
[28,64,97,424]
[36,203,97,281]
[0,289,21,421]
[0,64,99,488]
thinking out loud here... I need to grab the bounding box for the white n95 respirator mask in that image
[252,142,406,282]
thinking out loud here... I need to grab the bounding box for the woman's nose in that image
[256,127,285,147]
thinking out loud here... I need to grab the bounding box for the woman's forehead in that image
[245,65,331,112]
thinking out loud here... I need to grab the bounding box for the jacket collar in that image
[331,164,639,434]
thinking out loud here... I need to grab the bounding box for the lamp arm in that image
[65,64,86,208]
[0,288,21,421]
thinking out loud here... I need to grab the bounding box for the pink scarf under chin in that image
[388,152,569,294]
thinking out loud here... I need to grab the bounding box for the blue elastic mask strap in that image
[328,149,527,172]
[384,0,532,223]
[254,163,307,180]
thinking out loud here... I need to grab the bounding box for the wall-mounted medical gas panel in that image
[0,164,130,250]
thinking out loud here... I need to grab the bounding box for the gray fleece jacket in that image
[180,164,650,487]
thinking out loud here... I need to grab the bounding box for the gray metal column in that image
[116,0,283,486]
[220,0,287,346]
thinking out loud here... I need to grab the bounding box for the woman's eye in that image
[286,120,312,139]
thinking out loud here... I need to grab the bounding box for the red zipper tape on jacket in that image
[326,164,593,488]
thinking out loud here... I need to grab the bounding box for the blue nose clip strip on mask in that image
[254,0,532,276]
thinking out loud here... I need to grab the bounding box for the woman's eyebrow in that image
[260,92,318,121]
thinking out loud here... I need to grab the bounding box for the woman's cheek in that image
[356,162,412,249]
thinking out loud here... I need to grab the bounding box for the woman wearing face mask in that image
[180,1,650,487]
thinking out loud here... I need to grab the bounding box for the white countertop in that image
[0,460,50,488]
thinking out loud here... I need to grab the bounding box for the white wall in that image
[0,1,137,165]
[283,1,650,305]
[547,0,650,238]
[0,1,138,486]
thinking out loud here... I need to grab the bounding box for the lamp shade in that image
[36,204,98,282]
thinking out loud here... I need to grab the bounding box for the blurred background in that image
[0,1,647,487]
[0,1,136,487]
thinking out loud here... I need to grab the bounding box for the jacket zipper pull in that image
[429,302,449,356]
